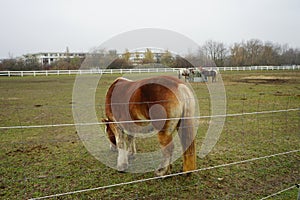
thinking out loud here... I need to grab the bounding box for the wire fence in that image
[0,65,299,77]
[0,108,298,130]
[0,83,299,199]
[27,149,299,200]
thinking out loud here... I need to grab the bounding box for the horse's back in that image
[105,76,188,122]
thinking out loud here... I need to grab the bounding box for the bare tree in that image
[202,40,228,67]
[280,45,300,65]
[259,42,281,65]
[244,39,263,66]
[230,43,245,66]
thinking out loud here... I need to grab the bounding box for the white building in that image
[126,47,177,65]
[24,52,86,65]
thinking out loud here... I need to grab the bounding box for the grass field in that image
[0,70,299,199]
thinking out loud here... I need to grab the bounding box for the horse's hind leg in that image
[128,136,136,160]
[155,130,174,176]
[178,118,196,173]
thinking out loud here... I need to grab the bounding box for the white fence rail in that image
[0,65,299,77]
[0,68,178,77]
[219,65,300,71]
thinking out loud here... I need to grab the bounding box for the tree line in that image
[0,56,84,71]
[1,38,299,71]
[201,39,300,67]
[109,39,300,68]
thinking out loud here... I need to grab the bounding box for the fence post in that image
[33,71,36,77]
[296,184,300,200]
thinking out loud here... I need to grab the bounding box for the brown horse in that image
[102,76,197,176]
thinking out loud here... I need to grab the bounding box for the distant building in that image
[22,47,176,66]
[125,48,176,65]
[24,52,86,65]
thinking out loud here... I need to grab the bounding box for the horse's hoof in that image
[155,168,166,176]
[155,165,171,176]
[117,163,128,172]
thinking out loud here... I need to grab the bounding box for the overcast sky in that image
[0,0,299,59]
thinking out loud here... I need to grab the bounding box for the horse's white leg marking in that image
[110,143,117,152]
[117,148,129,172]
[116,132,136,171]
[116,134,129,172]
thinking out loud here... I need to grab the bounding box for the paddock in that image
[0,69,299,199]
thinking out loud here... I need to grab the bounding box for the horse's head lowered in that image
[102,118,136,172]
[102,119,117,151]
[103,76,197,175]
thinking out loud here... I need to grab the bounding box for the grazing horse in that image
[102,76,197,176]
[201,69,217,82]
[179,68,195,82]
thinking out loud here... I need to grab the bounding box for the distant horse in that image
[179,68,195,82]
[201,69,217,82]
[102,76,197,176]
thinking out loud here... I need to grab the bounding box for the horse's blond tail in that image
[178,84,196,172]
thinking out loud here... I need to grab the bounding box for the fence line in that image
[29,149,300,200]
[0,65,299,77]
[0,68,178,77]
[260,184,299,200]
[220,65,300,71]
[0,107,298,130]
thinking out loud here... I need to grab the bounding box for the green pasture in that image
[0,70,299,199]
